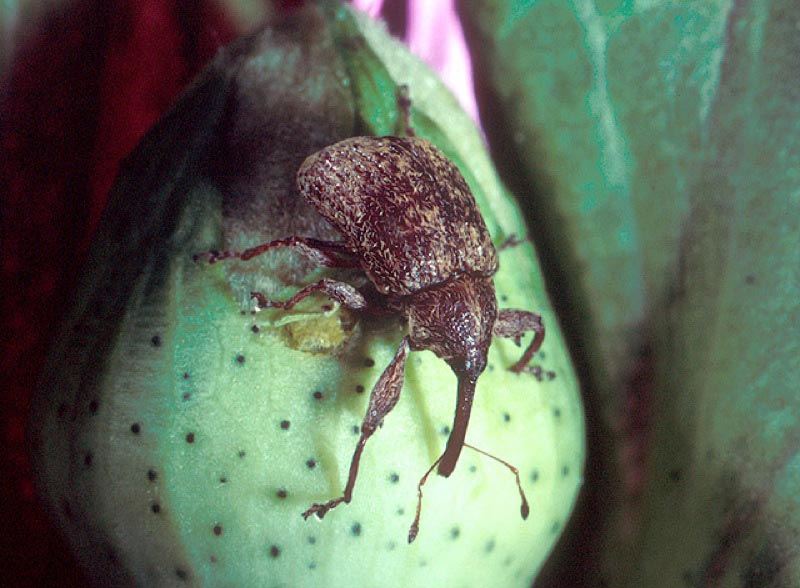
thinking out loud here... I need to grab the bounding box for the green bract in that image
[30,3,583,587]
[460,0,800,586]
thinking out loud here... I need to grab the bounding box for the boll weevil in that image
[197,91,545,541]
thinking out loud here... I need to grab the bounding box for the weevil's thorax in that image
[401,274,497,379]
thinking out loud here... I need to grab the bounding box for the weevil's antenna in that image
[408,455,443,543]
[408,442,529,543]
[463,442,529,519]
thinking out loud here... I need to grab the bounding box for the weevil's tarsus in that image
[302,337,410,521]
[493,309,545,373]
[194,236,358,268]
[251,278,368,312]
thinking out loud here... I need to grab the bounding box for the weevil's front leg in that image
[194,236,358,268]
[493,309,545,373]
[251,278,368,312]
[303,336,410,520]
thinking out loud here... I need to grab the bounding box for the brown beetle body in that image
[297,136,498,296]
[200,120,544,542]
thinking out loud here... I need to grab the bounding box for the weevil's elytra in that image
[296,136,498,296]
[198,90,545,541]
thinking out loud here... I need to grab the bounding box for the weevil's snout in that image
[437,372,477,477]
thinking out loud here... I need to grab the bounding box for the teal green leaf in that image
[29,3,584,587]
[459,0,800,586]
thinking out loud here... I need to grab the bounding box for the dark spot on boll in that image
[530,470,539,483]
[355,384,364,394]
[387,541,397,551]
[238,450,246,458]
[669,469,682,483]
[363,357,375,368]
[389,473,399,484]
[131,423,141,434]
[213,524,223,536]
[148,469,158,482]
[84,452,93,467]
[251,324,260,333]
[182,392,191,401]
[276,489,288,499]
[441,425,451,436]
[151,503,161,514]
[210,555,217,564]
[88,400,99,414]
[351,522,362,536]
[269,545,281,558]
[546,370,556,381]
[175,568,188,581]
[396,507,405,516]
[151,335,161,347]
[468,464,477,473]
[220,476,227,484]
[745,274,757,285]
[236,354,245,364]
[503,412,511,423]
[500,294,508,302]
[550,521,561,534]
[307,536,316,545]
[352,425,360,435]
[312,390,324,400]
[306,459,316,469]
[183,372,190,379]
[562,465,570,477]
[450,527,460,540]
[553,407,561,418]
[280,420,291,430]
[186,432,195,444]
[485,539,496,553]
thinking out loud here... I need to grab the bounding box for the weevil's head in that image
[403,274,497,477]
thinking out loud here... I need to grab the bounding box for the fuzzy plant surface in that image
[29,3,584,588]
[459,1,800,587]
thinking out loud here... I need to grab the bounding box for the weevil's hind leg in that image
[493,309,545,373]
[251,278,368,312]
[302,337,411,521]
[396,84,415,137]
[193,236,358,268]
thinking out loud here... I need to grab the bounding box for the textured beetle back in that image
[296,136,498,296]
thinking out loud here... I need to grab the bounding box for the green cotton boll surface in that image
[29,3,584,587]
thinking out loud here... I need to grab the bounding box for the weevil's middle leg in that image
[194,236,358,268]
[493,309,545,373]
[303,337,410,521]
[251,278,368,312]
